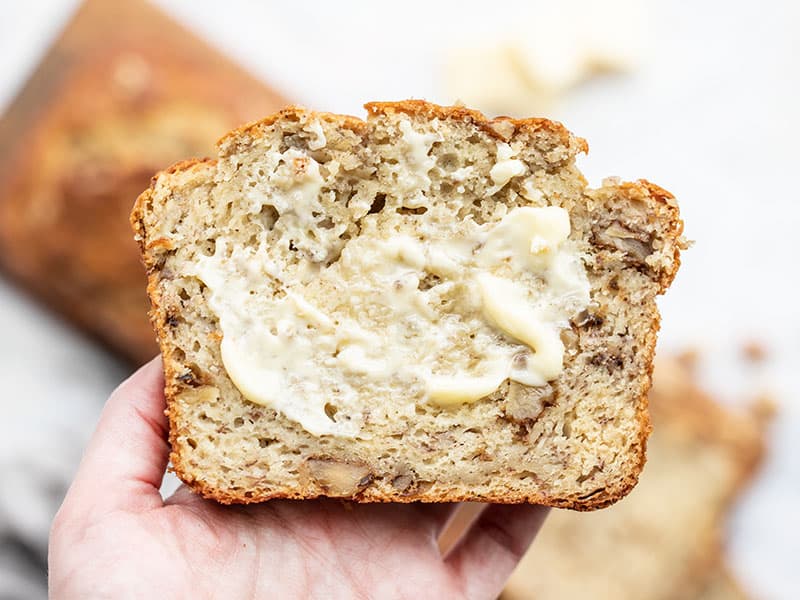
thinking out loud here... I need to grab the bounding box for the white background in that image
[0,0,798,597]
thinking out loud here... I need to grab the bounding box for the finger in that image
[446,504,549,599]
[409,502,463,538]
[64,357,169,515]
[438,502,487,556]
[166,482,460,540]
[164,484,208,508]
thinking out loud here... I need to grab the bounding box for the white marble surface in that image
[1,0,798,598]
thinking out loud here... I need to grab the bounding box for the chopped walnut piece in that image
[306,458,373,496]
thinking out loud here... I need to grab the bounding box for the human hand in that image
[49,359,548,599]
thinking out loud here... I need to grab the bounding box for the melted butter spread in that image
[489,143,526,192]
[192,142,590,438]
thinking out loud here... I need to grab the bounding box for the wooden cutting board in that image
[0,0,289,364]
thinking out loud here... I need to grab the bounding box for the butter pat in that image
[428,357,510,406]
[397,119,442,193]
[477,205,570,271]
[476,274,564,386]
[489,143,526,191]
[303,119,327,150]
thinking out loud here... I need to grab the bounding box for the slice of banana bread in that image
[132,100,683,506]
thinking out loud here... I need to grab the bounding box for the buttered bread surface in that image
[133,101,683,507]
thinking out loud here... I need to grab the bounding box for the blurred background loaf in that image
[0,0,287,364]
[1,0,798,598]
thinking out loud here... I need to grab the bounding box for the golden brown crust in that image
[162,157,218,176]
[132,101,683,508]
[365,100,589,153]
[218,106,368,148]
[218,100,589,156]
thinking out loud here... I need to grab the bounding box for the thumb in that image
[63,357,169,515]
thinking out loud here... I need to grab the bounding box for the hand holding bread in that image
[132,100,683,507]
[49,359,548,599]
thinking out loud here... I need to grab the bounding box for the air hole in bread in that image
[259,205,279,229]
[438,152,460,170]
[200,239,216,256]
[368,194,386,214]
[417,273,441,291]
[396,206,428,215]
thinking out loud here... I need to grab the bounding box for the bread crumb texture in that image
[132,100,684,507]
